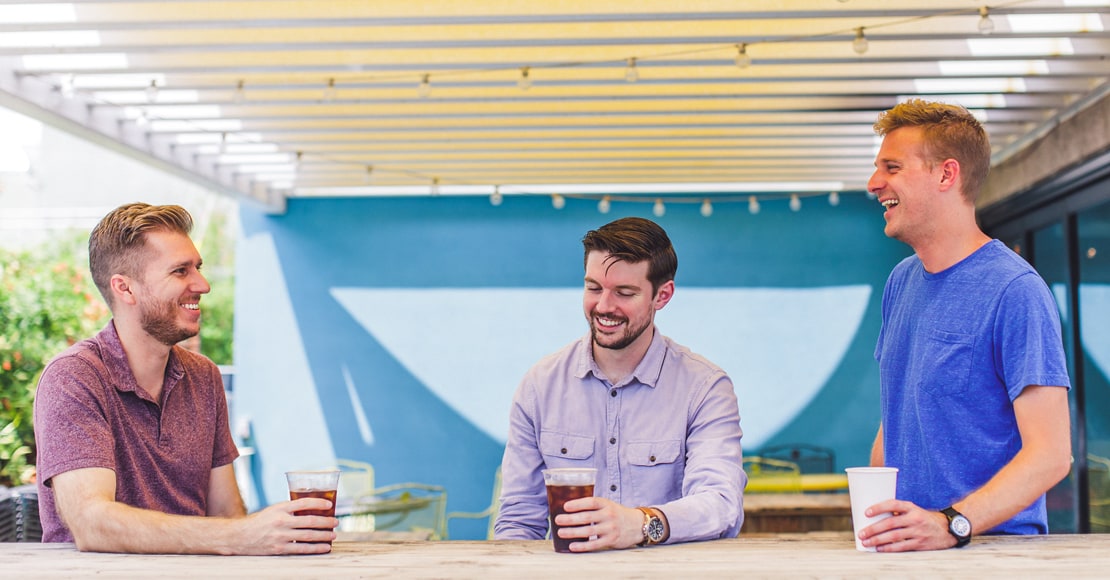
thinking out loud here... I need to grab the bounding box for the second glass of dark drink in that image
[542,467,597,553]
[285,469,341,544]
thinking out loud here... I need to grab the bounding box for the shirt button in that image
[561,448,568,454]
[649,455,656,462]
[610,389,617,397]
[609,437,616,445]
[610,484,617,492]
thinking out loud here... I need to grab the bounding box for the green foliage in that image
[0,234,109,486]
[0,212,237,487]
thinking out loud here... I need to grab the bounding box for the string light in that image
[364,165,374,184]
[219,132,228,155]
[852,27,869,55]
[145,79,158,103]
[977,6,995,35]
[735,44,752,69]
[323,78,337,102]
[748,195,760,215]
[430,177,440,195]
[59,74,75,99]
[700,199,713,217]
[518,67,532,91]
[490,185,503,206]
[652,198,666,217]
[135,109,149,127]
[418,74,432,99]
[828,191,840,206]
[233,79,246,104]
[789,193,802,212]
[294,150,303,170]
[625,58,639,82]
[598,195,611,214]
[551,193,566,210]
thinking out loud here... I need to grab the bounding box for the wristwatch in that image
[637,507,667,546]
[941,506,972,548]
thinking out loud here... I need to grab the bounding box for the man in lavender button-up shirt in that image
[495,217,745,550]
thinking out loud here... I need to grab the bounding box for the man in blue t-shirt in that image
[858,99,1072,552]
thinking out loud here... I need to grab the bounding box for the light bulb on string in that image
[418,74,432,99]
[294,150,303,170]
[219,132,228,155]
[735,44,752,69]
[518,67,532,91]
[135,109,149,127]
[624,58,639,83]
[145,79,158,103]
[59,74,75,99]
[748,195,760,215]
[431,177,441,196]
[852,27,869,55]
[552,194,566,210]
[700,199,713,217]
[598,196,611,214]
[363,165,374,185]
[490,185,503,206]
[652,198,665,217]
[828,191,840,206]
[789,193,802,212]
[233,79,246,104]
[977,7,995,35]
[323,78,337,102]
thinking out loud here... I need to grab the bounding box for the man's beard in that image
[589,312,651,351]
[139,295,196,346]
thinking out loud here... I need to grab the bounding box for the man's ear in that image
[938,158,961,193]
[654,280,675,311]
[110,274,138,306]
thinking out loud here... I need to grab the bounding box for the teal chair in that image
[445,467,502,540]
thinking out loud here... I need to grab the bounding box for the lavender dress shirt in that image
[495,328,745,543]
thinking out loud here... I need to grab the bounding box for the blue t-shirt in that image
[874,240,1071,534]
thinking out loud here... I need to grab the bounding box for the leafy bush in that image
[0,235,109,486]
[1,210,236,487]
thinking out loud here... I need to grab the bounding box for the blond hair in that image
[89,203,193,307]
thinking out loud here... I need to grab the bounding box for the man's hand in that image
[857,499,958,552]
[228,498,339,555]
[553,497,645,552]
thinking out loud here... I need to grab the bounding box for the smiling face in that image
[867,126,946,246]
[129,230,210,346]
[582,251,672,353]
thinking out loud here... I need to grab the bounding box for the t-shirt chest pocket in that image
[919,329,975,397]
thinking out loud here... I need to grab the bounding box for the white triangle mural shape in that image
[331,286,872,450]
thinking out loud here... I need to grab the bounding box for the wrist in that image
[636,507,670,547]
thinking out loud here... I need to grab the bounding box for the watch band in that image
[637,507,654,547]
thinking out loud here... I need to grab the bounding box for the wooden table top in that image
[1,533,1108,578]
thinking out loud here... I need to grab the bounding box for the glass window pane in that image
[1079,200,1110,533]
[1033,222,1078,532]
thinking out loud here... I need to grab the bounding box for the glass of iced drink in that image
[286,469,341,544]
[542,467,597,553]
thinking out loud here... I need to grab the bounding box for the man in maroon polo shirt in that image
[33,203,337,554]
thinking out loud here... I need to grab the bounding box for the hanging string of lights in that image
[51,2,1026,214]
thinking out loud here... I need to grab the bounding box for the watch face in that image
[647,517,666,541]
[951,515,972,537]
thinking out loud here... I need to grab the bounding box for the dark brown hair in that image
[581,217,677,295]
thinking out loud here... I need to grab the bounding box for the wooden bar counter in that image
[1,533,1108,578]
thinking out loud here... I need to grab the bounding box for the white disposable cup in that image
[845,467,898,552]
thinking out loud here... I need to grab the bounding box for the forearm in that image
[658,486,743,543]
[69,500,242,554]
[954,445,1070,534]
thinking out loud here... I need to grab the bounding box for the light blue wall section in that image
[234,193,911,539]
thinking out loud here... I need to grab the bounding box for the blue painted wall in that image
[233,193,911,539]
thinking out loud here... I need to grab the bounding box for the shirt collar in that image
[574,327,667,389]
[95,320,185,402]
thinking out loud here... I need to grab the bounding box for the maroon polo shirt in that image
[33,321,239,543]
